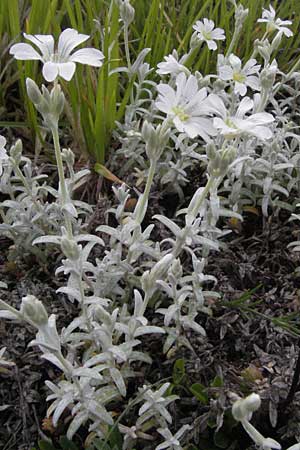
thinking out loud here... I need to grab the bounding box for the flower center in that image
[233,71,246,83]
[266,22,277,33]
[50,52,66,63]
[172,106,189,122]
[223,118,240,139]
[202,30,212,40]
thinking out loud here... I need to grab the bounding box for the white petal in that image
[23,33,54,59]
[246,75,260,91]
[10,43,41,60]
[234,81,247,96]
[70,48,104,66]
[203,18,214,31]
[207,40,217,50]
[156,100,172,114]
[229,54,242,70]
[58,62,76,81]
[175,72,187,99]
[281,27,293,37]
[236,97,253,117]
[183,74,198,99]
[218,65,233,80]
[189,117,217,141]
[58,28,89,58]
[173,116,185,133]
[0,136,7,149]
[42,61,59,82]
[247,112,274,125]
[244,58,260,74]
[204,94,227,118]
[211,28,225,40]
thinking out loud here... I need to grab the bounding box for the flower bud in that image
[257,40,271,64]
[20,295,48,327]
[232,393,261,422]
[141,121,169,161]
[9,139,23,164]
[141,254,174,297]
[26,78,42,104]
[62,148,75,166]
[149,254,174,282]
[271,31,283,52]
[190,31,201,50]
[61,237,81,260]
[169,259,182,280]
[260,62,277,90]
[235,4,249,30]
[206,143,217,160]
[118,0,135,25]
[51,83,65,118]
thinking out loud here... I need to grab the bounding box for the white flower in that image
[257,5,293,37]
[10,28,104,82]
[0,136,8,177]
[192,18,225,50]
[157,50,190,76]
[155,72,216,141]
[207,95,274,140]
[218,54,261,96]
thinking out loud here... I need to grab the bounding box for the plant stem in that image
[134,159,156,225]
[51,125,73,238]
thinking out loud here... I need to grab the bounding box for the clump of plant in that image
[1,1,300,448]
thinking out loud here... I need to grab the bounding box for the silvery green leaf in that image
[33,235,61,245]
[0,299,20,320]
[154,214,181,236]
[134,326,165,337]
[163,330,177,353]
[61,316,87,338]
[87,400,113,425]
[193,236,219,250]
[56,286,82,302]
[94,385,120,404]
[109,66,129,75]
[41,353,68,372]
[181,318,206,336]
[274,163,294,171]
[131,48,151,74]
[0,310,19,320]
[75,234,104,245]
[96,225,120,239]
[67,410,89,439]
[110,367,126,396]
[72,367,103,380]
[130,351,152,364]
[218,208,243,220]
[62,202,78,217]
[271,183,289,196]
[53,396,73,427]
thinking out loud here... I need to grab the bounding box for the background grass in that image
[0,0,299,163]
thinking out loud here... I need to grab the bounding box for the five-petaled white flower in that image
[155,72,216,141]
[0,136,8,177]
[257,5,293,37]
[206,95,274,140]
[157,50,190,76]
[192,18,225,50]
[218,54,261,96]
[10,28,104,82]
